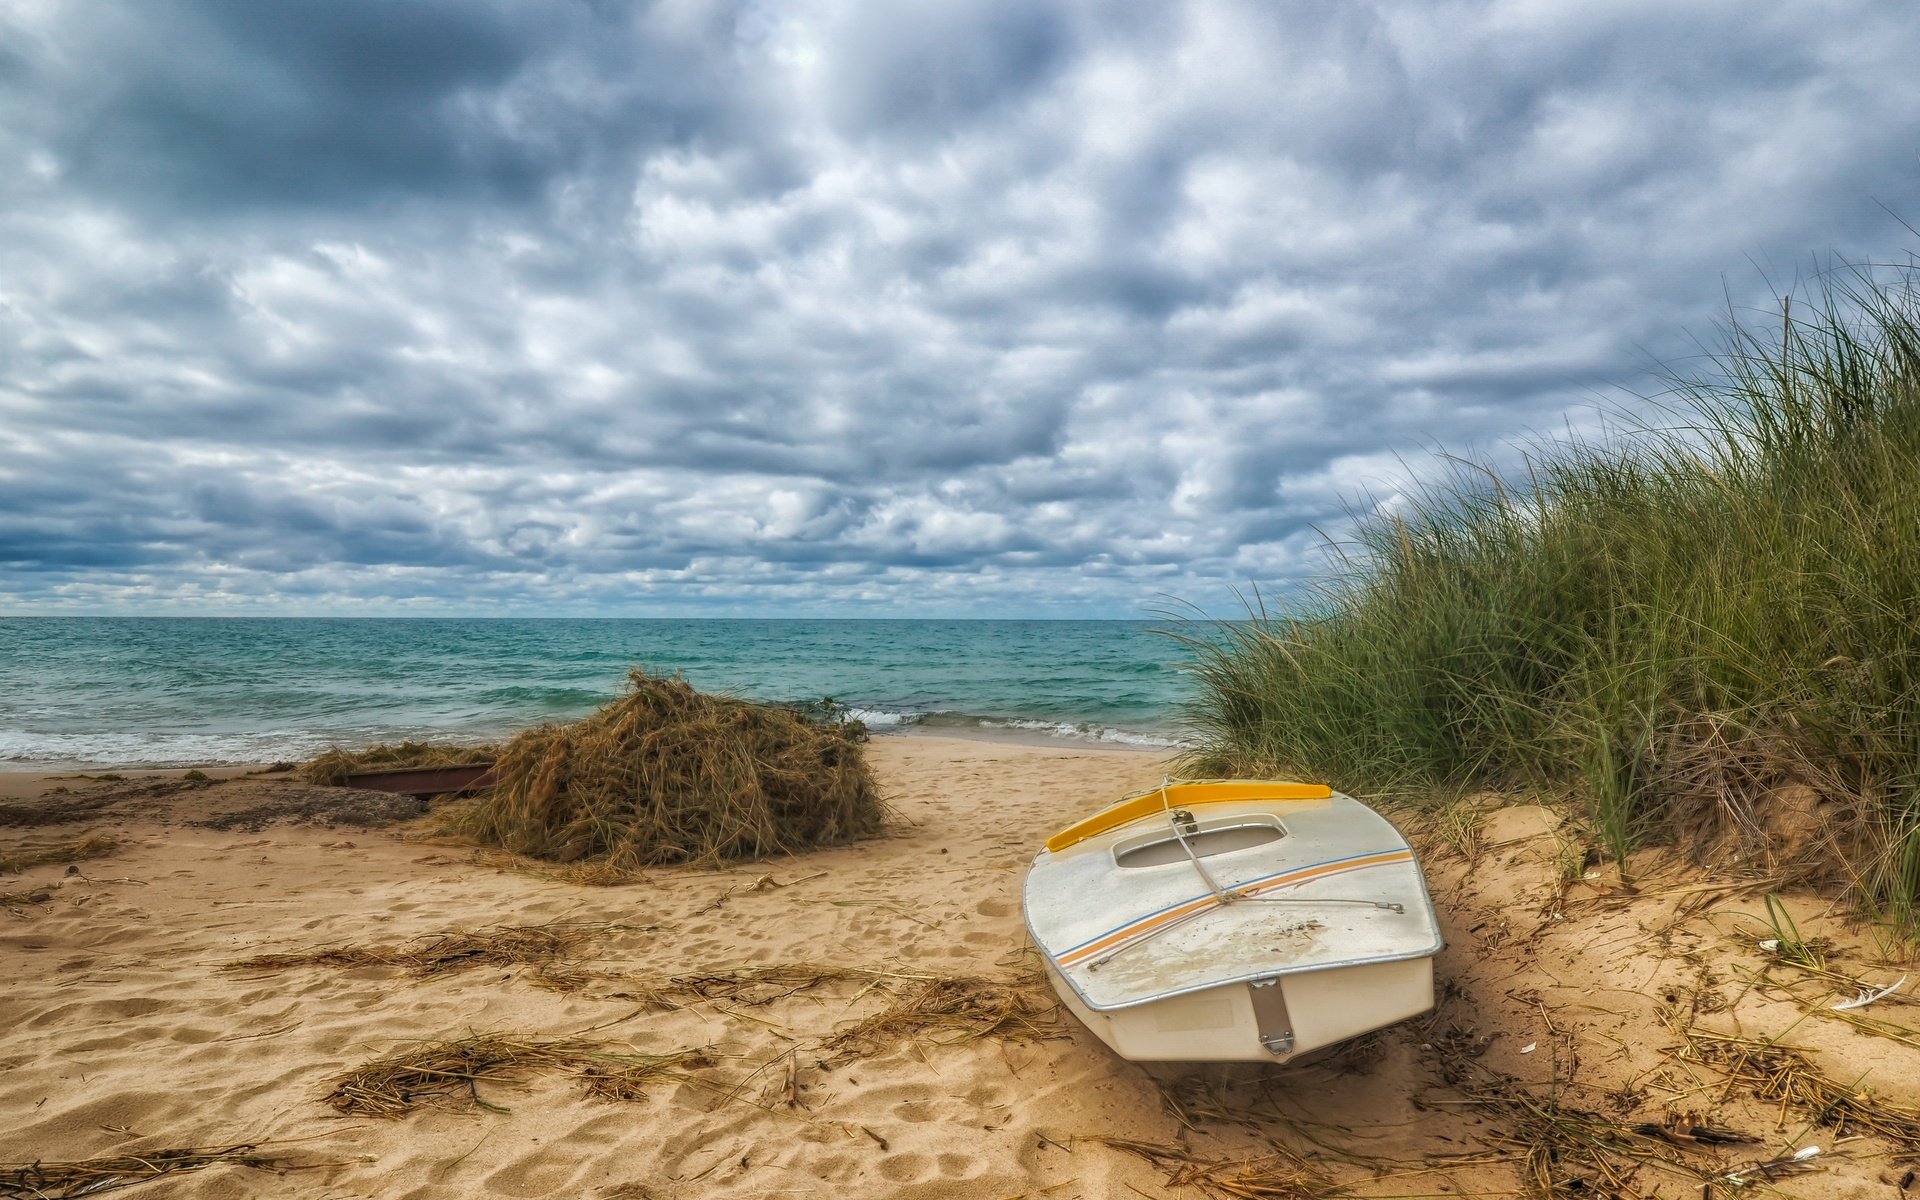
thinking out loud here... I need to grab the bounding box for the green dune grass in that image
[1177,261,1920,924]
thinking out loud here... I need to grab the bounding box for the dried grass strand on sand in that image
[0,834,118,875]
[229,921,627,988]
[327,1035,721,1116]
[1092,1137,1337,1200]
[575,1049,716,1102]
[0,1143,317,1198]
[820,970,1064,1064]
[0,883,58,911]
[625,962,901,1010]
[1684,1027,1920,1154]
[326,1034,605,1116]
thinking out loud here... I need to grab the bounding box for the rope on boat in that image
[1159,776,1235,904]
[1085,778,1405,973]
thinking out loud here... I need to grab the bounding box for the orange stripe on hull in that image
[1054,849,1414,969]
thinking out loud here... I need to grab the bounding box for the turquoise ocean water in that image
[0,619,1197,767]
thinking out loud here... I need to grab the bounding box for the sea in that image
[0,618,1202,768]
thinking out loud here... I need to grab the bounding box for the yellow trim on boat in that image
[1044,780,1334,853]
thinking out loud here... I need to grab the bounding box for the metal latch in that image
[1249,977,1295,1055]
[1170,808,1198,835]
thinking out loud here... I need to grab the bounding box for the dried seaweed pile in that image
[0,834,118,875]
[229,921,620,991]
[456,671,884,868]
[0,1143,309,1198]
[326,1034,715,1116]
[301,740,495,787]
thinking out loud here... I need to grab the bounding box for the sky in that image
[2,1,1918,618]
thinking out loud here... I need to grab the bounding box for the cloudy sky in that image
[2,1,1917,617]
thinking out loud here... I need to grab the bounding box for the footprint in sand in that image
[938,1152,978,1178]
[878,1152,931,1182]
[806,1153,862,1183]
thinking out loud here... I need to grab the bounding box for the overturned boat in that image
[1023,779,1442,1062]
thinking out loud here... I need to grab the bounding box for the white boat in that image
[1022,779,1442,1062]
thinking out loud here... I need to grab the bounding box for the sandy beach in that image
[5,736,1920,1199]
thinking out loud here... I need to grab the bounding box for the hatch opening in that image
[1113,820,1286,868]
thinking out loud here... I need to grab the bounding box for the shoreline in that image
[0,722,1176,781]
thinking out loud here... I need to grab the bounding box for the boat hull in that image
[1043,955,1433,1062]
[1025,781,1443,1064]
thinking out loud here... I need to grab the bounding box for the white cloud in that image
[1,0,1917,615]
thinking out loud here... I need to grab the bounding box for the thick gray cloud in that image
[1,0,1918,615]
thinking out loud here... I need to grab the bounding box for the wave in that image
[0,730,338,769]
[972,717,1188,749]
[844,706,921,728]
[0,704,1185,769]
[861,707,1187,749]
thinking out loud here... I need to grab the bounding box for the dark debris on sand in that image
[0,776,424,832]
[188,785,425,832]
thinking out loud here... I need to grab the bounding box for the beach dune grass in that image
[1178,261,1920,922]
[456,670,884,869]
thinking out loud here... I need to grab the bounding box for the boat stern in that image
[1041,956,1434,1063]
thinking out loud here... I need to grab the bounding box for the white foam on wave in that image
[0,706,1182,767]
[0,729,335,769]
[847,703,1187,748]
[843,707,924,728]
[971,717,1188,749]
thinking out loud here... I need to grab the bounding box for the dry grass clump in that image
[820,970,1064,1064]
[0,834,119,875]
[456,671,884,869]
[229,921,622,991]
[1,883,57,912]
[326,1034,603,1116]
[1423,1022,1713,1197]
[327,1034,720,1116]
[1684,1028,1920,1152]
[575,1049,715,1102]
[629,962,891,1011]
[0,1143,311,1198]
[301,740,495,786]
[1480,1081,1684,1197]
[1092,1137,1336,1200]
